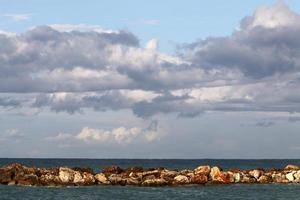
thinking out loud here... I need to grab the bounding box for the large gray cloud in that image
[2,2,300,118]
[188,2,300,78]
[0,25,223,93]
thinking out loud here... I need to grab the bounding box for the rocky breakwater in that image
[1,163,300,186]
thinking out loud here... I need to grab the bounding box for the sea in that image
[1,158,300,200]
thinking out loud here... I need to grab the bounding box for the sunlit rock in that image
[95,173,110,185]
[286,171,296,182]
[249,170,262,180]
[194,165,211,176]
[284,165,299,171]
[174,175,189,185]
[59,167,75,183]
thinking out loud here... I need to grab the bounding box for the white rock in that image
[59,167,75,183]
[294,171,300,182]
[73,171,83,184]
[249,170,261,179]
[210,166,222,180]
[174,175,189,184]
[94,173,110,184]
[233,173,241,183]
[286,171,295,182]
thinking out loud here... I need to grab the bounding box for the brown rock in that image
[17,174,39,186]
[37,168,59,177]
[180,170,193,175]
[228,168,242,173]
[0,168,13,184]
[160,170,178,184]
[39,174,61,186]
[126,167,144,174]
[108,174,126,186]
[82,172,95,185]
[141,178,167,186]
[241,174,256,183]
[258,175,271,183]
[102,166,124,174]
[23,167,37,175]
[272,173,288,183]
[192,174,208,184]
[72,167,94,174]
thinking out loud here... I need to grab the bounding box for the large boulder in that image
[192,174,208,184]
[38,168,60,186]
[209,166,234,184]
[272,173,288,183]
[108,174,126,186]
[73,171,84,185]
[286,171,296,182]
[240,174,256,183]
[258,175,271,183]
[293,171,300,182]
[39,174,61,186]
[160,170,178,183]
[173,175,190,185]
[194,165,211,176]
[0,164,40,186]
[17,174,39,186]
[0,168,13,184]
[284,165,299,171]
[59,167,75,184]
[95,173,110,185]
[82,172,95,185]
[233,172,241,183]
[249,170,262,180]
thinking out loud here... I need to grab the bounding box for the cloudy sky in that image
[1,0,300,158]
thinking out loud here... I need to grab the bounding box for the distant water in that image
[1,158,300,200]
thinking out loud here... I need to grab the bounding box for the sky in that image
[1,0,300,158]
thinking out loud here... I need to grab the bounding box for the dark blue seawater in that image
[1,159,300,200]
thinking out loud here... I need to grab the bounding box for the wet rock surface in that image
[1,163,300,187]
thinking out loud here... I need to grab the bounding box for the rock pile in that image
[1,163,300,186]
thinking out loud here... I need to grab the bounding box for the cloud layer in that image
[1,2,300,119]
